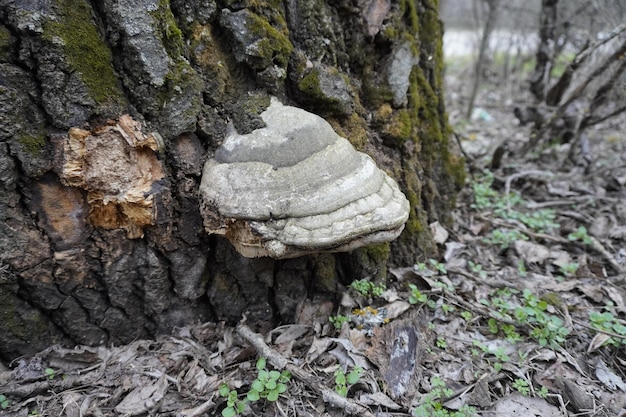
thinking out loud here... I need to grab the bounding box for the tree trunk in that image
[0,0,464,363]
[465,0,499,120]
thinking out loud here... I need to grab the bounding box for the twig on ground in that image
[504,170,554,211]
[177,394,215,417]
[447,266,509,288]
[236,324,377,417]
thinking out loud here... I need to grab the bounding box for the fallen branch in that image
[236,324,377,417]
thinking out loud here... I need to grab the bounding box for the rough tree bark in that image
[0,0,464,363]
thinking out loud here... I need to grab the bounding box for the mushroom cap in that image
[199,98,410,259]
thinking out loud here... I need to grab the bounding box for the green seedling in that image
[512,378,530,396]
[0,394,9,409]
[429,259,447,275]
[329,314,349,330]
[408,284,428,305]
[436,338,448,349]
[412,377,477,417]
[568,226,593,244]
[247,357,290,402]
[219,357,291,417]
[45,368,55,380]
[219,384,246,417]
[589,309,626,347]
[483,228,528,250]
[473,341,508,373]
[407,284,437,309]
[471,172,559,251]
[558,262,579,277]
[349,279,387,298]
[482,288,569,348]
[537,386,549,398]
[460,310,473,322]
[468,261,487,278]
[334,366,363,397]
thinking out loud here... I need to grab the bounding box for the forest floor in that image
[2,62,626,417]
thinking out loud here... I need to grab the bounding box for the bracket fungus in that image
[199,98,410,259]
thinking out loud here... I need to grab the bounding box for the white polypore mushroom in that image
[199,97,410,259]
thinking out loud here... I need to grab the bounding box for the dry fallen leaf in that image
[488,393,562,416]
[114,374,168,415]
[595,359,626,392]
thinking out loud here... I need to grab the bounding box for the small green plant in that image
[329,314,350,330]
[219,384,246,417]
[429,259,447,275]
[414,259,447,276]
[219,358,291,417]
[408,284,428,305]
[472,341,508,373]
[44,368,55,380]
[349,279,386,298]
[517,260,527,277]
[589,308,626,347]
[471,172,559,251]
[0,394,9,409]
[558,262,579,277]
[568,226,593,244]
[441,303,455,314]
[247,358,290,402]
[436,338,448,349]
[537,386,549,398]
[468,261,487,279]
[512,378,530,396]
[407,284,437,309]
[481,288,569,348]
[516,289,569,348]
[460,310,473,322]
[334,366,363,397]
[412,377,477,417]
[483,228,528,249]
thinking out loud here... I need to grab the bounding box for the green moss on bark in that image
[313,253,337,292]
[246,11,293,68]
[0,24,13,62]
[150,0,184,57]
[44,0,124,107]
[0,285,51,346]
[329,112,368,149]
[18,133,46,154]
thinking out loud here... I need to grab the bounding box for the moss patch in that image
[44,0,124,107]
[329,112,368,149]
[191,23,230,99]
[0,284,51,346]
[246,11,293,68]
[19,132,47,154]
[350,242,391,281]
[298,69,322,96]
[150,0,184,57]
[0,24,14,62]
[385,109,413,144]
[313,253,337,292]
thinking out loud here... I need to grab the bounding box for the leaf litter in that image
[3,60,626,417]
